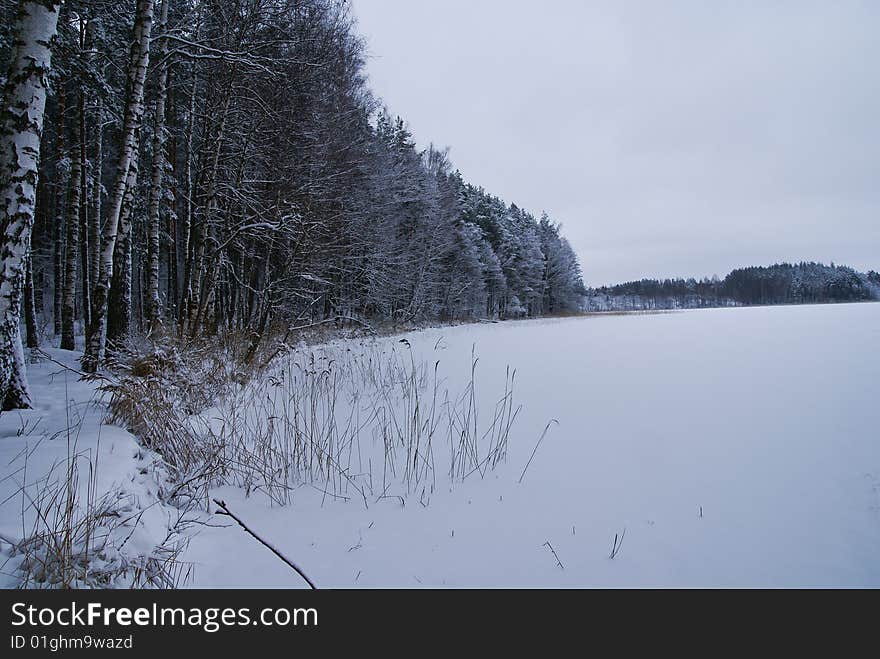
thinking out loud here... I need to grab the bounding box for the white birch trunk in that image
[178,64,197,335]
[82,0,153,371]
[145,0,169,331]
[0,0,62,410]
[77,19,90,328]
[88,113,101,291]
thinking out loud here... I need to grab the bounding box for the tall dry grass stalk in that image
[208,341,522,508]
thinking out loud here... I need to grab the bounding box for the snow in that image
[0,349,175,588]
[183,303,880,588]
[1,303,877,588]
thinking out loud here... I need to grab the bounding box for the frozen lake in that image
[187,303,880,587]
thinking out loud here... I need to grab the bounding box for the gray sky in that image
[352,0,880,286]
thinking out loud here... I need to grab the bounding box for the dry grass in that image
[7,321,532,587]
[95,321,528,508]
[129,337,527,509]
[95,337,237,507]
[1,398,193,589]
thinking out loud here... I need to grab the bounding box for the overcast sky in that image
[351,0,879,286]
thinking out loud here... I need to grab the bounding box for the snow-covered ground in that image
[1,303,877,588]
[185,303,880,588]
[0,350,179,588]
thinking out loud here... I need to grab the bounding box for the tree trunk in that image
[188,92,231,338]
[167,126,179,316]
[0,0,62,410]
[52,80,65,337]
[88,113,101,295]
[107,156,138,350]
[145,0,169,331]
[60,114,81,351]
[78,18,90,328]
[30,135,50,336]
[178,64,197,334]
[87,17,102,310]
[83,0,153,372]
[24,253,38,349]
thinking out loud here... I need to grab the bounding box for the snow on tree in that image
[82,0,153,372]
[2,0,589,381]
[0,0,62,410]
[587,262,880,312]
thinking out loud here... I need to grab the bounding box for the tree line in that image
[587,262,880,311]
[0,0,586,409]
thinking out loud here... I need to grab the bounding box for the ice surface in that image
[184,303,880,588]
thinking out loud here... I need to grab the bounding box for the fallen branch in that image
[213,499,317,589]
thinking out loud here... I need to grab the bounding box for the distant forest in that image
[586,263,880,312]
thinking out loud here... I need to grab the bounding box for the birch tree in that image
[1,0,587,375]
[0,0,62,410]
[144,0,168,331]
[84,16,101,316]
[82,0,152,371]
